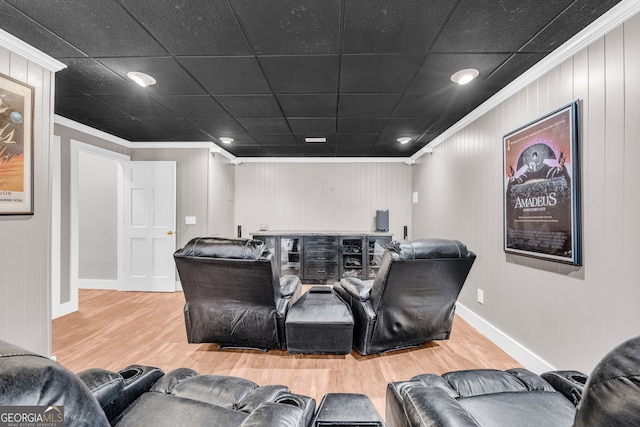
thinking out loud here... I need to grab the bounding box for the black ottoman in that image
[286,286,354,354]
[312,393,386,426]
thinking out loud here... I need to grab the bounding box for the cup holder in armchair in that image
[541,370,588,406]
[569,373,587,385]
[275,395,306,408]
[119,367,143,381]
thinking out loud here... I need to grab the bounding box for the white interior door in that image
[123,161,176,292]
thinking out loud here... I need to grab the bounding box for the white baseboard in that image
[455,303,555,374]
[78,279,119,290]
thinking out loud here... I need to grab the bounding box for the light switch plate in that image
[185,216,197,225]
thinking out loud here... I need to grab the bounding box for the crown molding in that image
[237,157,413,164]
[55,115,132,147]
[54,115,238,162]
[0,28,66,72]
[411,0,640,161]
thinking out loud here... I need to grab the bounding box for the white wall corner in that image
[455,303,555,374]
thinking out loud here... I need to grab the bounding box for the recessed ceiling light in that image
[450,68,479,85]
[397,137,412,144]
[219,137,234,144]
[305,137,327,143]
[126,71,156,87]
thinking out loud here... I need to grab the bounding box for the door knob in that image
[167,230,173,235]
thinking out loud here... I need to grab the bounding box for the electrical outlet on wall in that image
[477,288,484,305]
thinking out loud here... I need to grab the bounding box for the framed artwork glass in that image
[503,101,581,266]
[0,73,34,215]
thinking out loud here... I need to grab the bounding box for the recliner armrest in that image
[78,365,164,424]
[336,277,373,301]
[239,401,304,427]
[541,370,587,406]
[77,368,124,412]
[280,275,302,299]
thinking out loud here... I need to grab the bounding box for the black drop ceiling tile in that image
[522,0,622,52]
[375,133,423,150]
[340,55,425,92]
[338,94,401,116]
[236,118,291,134]
[91,117,165,140]
[153,95,230,119]
[264,145,304,156]
[287,117,336,135]
[417,133,438,145]
[162,133,212,142]
[98,57,205,95]
[432,0,574,53]
[226,145,270,157]
[393,90,481,120]
[277,94,337,117]
[259,56,339,93]
[137,117,203,135]
[252,134,297,146]
[230,0,341,54]
[482,53,547,93]
[56,58,133,96]
[335,133,379,145]
[364,146,404,157]
[406,53,510,94]
[94,95,177,119]
[336,144,372,157]
[5,0,166,56]
[368,137,416,157]
[55,81,83,97]
[0,2,85,57]
[299,143,337,157]
[178,57,271,94]
[215,95,283,118]
[382,117,430,134]
[55,96,125,120]
[392,93,442,118]
[191,118,248,136]
[337,117,387,133]
[342,0,456,53]
[119,0,252,56]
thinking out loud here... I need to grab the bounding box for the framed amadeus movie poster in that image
[0,73,34,215]
[503,101,581,266]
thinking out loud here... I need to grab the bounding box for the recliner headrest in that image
[387,238,475,260]
[573,335,640,426]
[0,340,110,426]
[174,237,267,260]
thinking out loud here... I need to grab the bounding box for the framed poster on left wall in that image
[503,101,581,266]
[0,73,34,215]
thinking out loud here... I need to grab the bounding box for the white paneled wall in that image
[0,46,56,355]
[235,162,412,239]
[412,13,640,373]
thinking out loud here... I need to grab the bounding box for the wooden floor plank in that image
[52,289,521,418]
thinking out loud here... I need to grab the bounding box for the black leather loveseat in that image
[386,335,640,427]
[173,237,302,350]
[0,339,315,427]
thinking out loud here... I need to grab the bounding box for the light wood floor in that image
[52,288,521,418]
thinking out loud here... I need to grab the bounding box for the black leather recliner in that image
[173,237,302,350]
[333,238,476,355]
[386,335,640,427]
[0,339,316,427]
